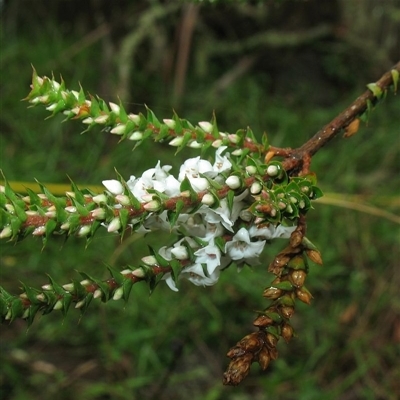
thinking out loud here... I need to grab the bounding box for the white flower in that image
[225,227,266,261]
[203,189,248,232]
[127,161,180,200]
[178,156,213,192]
[194,239,221,275]
[163,263,221,292]
[102,179,124,195]
[248,224,296,240]
[213,146,232,174]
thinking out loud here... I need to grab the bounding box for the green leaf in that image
[366,82,383,99]
[391,69,399,93]
[169,259,182,286]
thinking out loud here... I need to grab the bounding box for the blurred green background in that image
[0,1,399,399]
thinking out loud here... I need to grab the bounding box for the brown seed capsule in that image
[253,314,273,328]
[280,306,295,319]
[281,323,294,343]
[239,332,264,352]
[226,346,246,359]
[265,333,278,348]
[268,346,279,360]
[223,353,253,386]
[306,249,323,265]
[296,287,313,305]
[257,346,271,370]
[289,269,307,288]
[290,230,303,248]
[263,287,283,300]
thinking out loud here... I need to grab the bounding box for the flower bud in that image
[75,300,86,309]
[91,208,106,220]
[250,182,262,195]
[169,137,183,147]
[32,226,46,236]
[163,119,176,129]
[53,300,63,310]
[129,131,143,141]
[141,255,157,266]
[82,117,94,125]
[128,113,140,124]
[94,115,109,124]
[62,283,75,292]
[201,193,215,206]
[266,165,279,177]
[110,124,126,135]
[109,102,120,115]
[102,179,124,195]
[143,200,161,212]
[189,140,202,149]
[115,194,130,206]
[226,176,241,189]
[198,121,213,133]
[112,287,124,301]
[245,165,257,175]
[77,225,91,237]
[107,217,121,233]
[211,139,222,148]
[0,226,12,239]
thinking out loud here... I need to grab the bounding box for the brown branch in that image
[279,61,400,174]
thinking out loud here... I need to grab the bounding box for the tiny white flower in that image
[102,179,124,195]
[213,146,232,174]
[225,227,266,261]
[194,240,221,275]
[232,149,243,156]
[249,224,296,240]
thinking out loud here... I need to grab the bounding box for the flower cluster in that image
[100,146,297,292]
